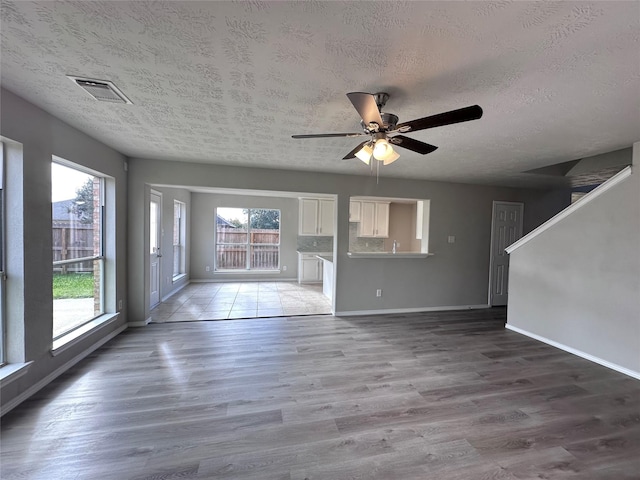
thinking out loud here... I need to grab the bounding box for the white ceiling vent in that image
[67,76,133,104]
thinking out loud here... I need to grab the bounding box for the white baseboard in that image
[190,278,297,283]
[0,324,128,417]
[335,304,490,317]
[161,281,189,302]
[128,317,152,327]
[506,324,640,380]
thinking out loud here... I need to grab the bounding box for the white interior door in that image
[489,201,524,306]
[149,191,162,308]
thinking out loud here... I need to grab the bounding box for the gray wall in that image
[0,88,128,412]
[127,157,567,321]
[507,143,640,376]
[190,192,298,282]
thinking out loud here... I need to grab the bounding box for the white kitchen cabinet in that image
[298,253,324,283]
[349,200,361,222]
[375,202,389,237]
[358,201,389,238]
[299,198,334,236]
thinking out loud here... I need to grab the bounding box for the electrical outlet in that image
[206,265,210,272]
[282,265,287,271]
[376,289,382,297]
[118,299,123,310]
[313,241,317,247]
[448,235,456,244]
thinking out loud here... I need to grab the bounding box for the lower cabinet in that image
[298,253,324,283]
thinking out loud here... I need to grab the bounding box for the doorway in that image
[489,201,523,306]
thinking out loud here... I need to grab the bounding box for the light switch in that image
[448,235,455,244]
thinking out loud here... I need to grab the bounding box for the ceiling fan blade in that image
[389,135,438,155]
[342,141,369,160]
[395,105,483,133]
[346,92,384,127]
[292,132,366,139]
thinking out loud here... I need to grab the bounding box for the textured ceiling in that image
[1,1,639,187]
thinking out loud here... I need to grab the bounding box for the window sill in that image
[172,273,187,283]
[52,313,120,356]
[0,361,34,387]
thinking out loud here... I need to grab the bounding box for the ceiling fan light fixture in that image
[355,143,373,164]
[382,149,400,165]
[372,138,398,162]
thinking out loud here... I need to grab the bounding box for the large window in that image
[215,208,280,271]
[0,143,5,364]
[52,162,104,338]
[173,200,186,278]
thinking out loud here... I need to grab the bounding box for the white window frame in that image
[173,200,186,280]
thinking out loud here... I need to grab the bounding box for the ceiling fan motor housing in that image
[361,112,399,133]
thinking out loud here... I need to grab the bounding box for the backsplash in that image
[297,236,333,252]
[349,223,385,252]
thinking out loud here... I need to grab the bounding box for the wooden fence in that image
[52,224,96,273]
[216,227,279,270]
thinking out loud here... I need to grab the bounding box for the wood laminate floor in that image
[1,309,639,479]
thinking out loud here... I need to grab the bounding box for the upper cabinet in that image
[349,200,361,222]
[358,201,389,238]
[299,198,335,236]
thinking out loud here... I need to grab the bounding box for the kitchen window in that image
[215,208,280,271]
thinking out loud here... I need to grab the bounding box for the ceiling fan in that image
[292,92,483,166]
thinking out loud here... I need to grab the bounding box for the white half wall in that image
[506,143,640,376]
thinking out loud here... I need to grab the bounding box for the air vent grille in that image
[68,76,133,104]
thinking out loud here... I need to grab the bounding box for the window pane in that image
[173,201,185,277]
[173,202,181,245]
[173,245,182,275]
[0,143,4,364]
[216,208,247,244]
[250,245,279,270]
[53,259,103,338]
[52,164,101,261]
[52,161,103,338]
[216,244,246,270]
[150,200,158,254]
[249,209,280,244]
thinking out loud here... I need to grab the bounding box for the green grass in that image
[53,273,94,299]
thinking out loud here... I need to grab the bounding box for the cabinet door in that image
[318,199,334,236]
[299,199,319,235]
[349,201,361,222]
[359,202,376,237]
[300,257,321,283]
[374,202,390,238]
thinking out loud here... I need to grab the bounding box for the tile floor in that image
[149,281,332,323]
